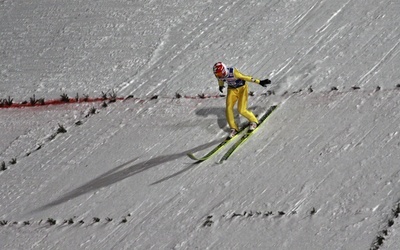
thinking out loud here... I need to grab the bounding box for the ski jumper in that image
[216,67,261,131]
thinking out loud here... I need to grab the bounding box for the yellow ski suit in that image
[216,67,261,131]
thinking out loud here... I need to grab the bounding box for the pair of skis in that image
[187,105,277,163]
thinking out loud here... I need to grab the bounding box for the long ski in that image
[219,105,277,162]
[187,124,248,162]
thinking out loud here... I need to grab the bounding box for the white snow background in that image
[1,0,400,249]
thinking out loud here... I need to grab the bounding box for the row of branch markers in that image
[0,93,225,109]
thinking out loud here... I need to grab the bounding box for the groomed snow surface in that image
[1,0,400,249]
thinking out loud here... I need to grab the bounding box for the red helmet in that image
[213,62,227,78]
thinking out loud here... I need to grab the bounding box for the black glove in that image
[219,86,225,93]
[259,79,271,87]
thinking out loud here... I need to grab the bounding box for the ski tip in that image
[187,153,206,162]
[269,105,278,111]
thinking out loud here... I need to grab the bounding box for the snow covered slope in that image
[1,0,400,249]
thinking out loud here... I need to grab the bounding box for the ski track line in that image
[4,92,398,203]
[103,194,182,249]
[251,92,366,214]
[358,39,400,85]
[161,107,286,241]
[278,0,353,85]
[93,133,194,247]
[95,197,154,248]
[368,97,400,150]
[284,96,371,212]
[26,115,125,192]
[118,0,237,96]
[315,0,350,34]
[370,183,400,249]
[348,93,399,151]
[31,234,51,250]
[290,167,335,214]
[288,92,400,214]
[59,122,123,165]
[50,120,115,162]
[1,113,80,165]
[0,129,30,160]
[256,102,342,213]
[272,57,296,81]
[196,106,283,213]
[285,0,322,32]
[274,30,329,85]
[145,0,249,98]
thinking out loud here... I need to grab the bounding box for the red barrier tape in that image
[0,94,224,109]
[0,97,125,109]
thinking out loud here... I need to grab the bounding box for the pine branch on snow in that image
[47,218,56,225]
[108,89,117,102]
[60,93,70,103]
[9,158,17,165]
[57,124,67,134]
[1,161,6,171]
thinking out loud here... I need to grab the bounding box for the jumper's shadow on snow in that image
[151,105,263,186]
[195,107,226,129]
[29,140,220,214]
[150,161,202,186]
